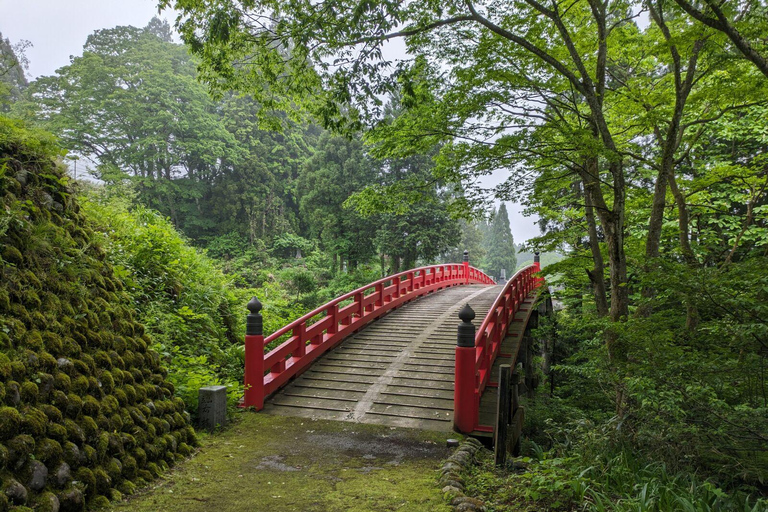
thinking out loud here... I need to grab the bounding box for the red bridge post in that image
[463,250,470,284]
[534,251,541,272]
[244,297,264,410]
[454,303,477,433]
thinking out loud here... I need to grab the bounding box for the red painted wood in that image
[453,264,543,433]
[242,263,496,409]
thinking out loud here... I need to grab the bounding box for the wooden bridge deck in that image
[262,284,502,431]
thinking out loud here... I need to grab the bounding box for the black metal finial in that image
[534,252,540,263]
[247,296,262,314]
[458,304,475,322]
[246,297,263,336]
[457,304,476,347]
[463,250,469,262]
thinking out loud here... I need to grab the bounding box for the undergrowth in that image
[465,446,767,512]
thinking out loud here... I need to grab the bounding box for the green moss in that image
[9,361,25,381]
[91,495,110,508]
[34,438,62,465]
[81,444,96,467]
[40,404,62,423]
[100,396,118,416]
[0,443,8,470]
[64,393,82,418]
[93,467,111,496]
[0,408,22,440]
[109,414,123,432]
[19,382,38,404]
[119,433,135,451]
[71,376,89,395]
[0,354,11,379]
[2,246,23,265]
[64,419,85,444]
[53,373,70,391]
[96,433,109,460]
[113,389,127,407]
[47,422,67,443]
[75,467,95,497]
[31,492,59,512]
[78,416,98,442]
[106,458,122,482]
[5,382,20,406]
[21,331,42,351]
[100,373,115,396]
[116,480,135,496]
[21,408,46,437]
[7,435,35,466]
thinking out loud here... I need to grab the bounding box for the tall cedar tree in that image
[483,203,516,279]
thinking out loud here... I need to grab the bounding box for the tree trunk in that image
[582,164,609,317]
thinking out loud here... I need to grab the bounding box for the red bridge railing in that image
[242,257,495,409]
[454,260,544,433]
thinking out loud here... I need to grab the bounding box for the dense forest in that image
[1,0,768,510]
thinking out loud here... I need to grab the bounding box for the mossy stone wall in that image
[0,118,197,511]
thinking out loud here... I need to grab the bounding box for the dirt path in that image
[110,412,456,512]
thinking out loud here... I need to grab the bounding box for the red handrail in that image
[454,262,544,433]
[242,263,495,409]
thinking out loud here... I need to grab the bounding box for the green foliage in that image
[465,446,768,512]
[80,189,243,414]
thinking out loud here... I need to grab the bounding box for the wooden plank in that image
[281,387,363,401]
[366,403,454,421]
[374,395,454,411]
[310,364,385,376]
[393,370,454,382]
[270,395,353,412]
[385,381,454,392]
[323,354,396,364]
[402,358,454,366]
[288,380,370,392]
[302,370,378,383]
[380,388,454,400]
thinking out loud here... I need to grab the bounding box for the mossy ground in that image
[111,413,456,512]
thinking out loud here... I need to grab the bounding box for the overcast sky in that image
[0,0,541,243]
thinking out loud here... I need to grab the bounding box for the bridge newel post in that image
[534,251,541,273]
[463,250,470,284]
[454,303,477,433]
[244,297,264,410]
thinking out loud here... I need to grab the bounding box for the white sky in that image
[0,0,541,243]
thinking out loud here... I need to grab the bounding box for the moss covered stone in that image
[0,118,195,510]
[0,408,22,440]
[20,408,46,437]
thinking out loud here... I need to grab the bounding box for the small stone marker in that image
[198,385,227,431]
[446,439,460,447]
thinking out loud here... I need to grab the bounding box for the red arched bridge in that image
[242,254,546,437]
